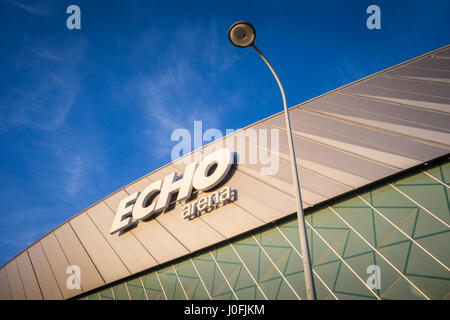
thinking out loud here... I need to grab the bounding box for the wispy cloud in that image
[34,132,104,198]
[60,154,88,195]
[132,21,239,159]
[0,39,87,131]
[11,0,50,15]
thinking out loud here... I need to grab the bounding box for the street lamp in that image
[228,21,317,300]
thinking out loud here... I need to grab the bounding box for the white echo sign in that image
[110,148,233,234]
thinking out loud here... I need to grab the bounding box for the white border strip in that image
[250,234,302,300]
[228,242,268,300]
[389,183,449,228]
[275,226,338,300]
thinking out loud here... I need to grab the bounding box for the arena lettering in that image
[110,148,233,234]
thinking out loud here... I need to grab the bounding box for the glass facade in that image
[79,160,449,300]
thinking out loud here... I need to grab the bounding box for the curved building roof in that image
[0,45,449,300]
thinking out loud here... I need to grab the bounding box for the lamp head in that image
[228,21,256,48]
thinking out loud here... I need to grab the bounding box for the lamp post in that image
[228,21,317,300]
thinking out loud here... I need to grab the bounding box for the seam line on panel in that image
[274,226,338,300]
[124,281,131,300]
[14,260,28,300]
[139,276,149,300]
[238,158,329,201]
[2,265,12,300]
[338,92,448,123]
[379,73,450,83]
[231,201,269,223]
[389,183,449,228]
[153,220,192,254]
[67,221,106,285]
[267,109,445,167]
[267,123,404,172]
[421,170,449,188]
[335,92,450,126]
[358,83,450,101]
[189,258,212,300]
[296,222,379,299]
[178,178,266,224]
[250,234,302,300]
[337,91,450,117]
[208,250,239,300]
[271,125,407,180]
[237,168,313,206]
[26,250,44,300]
[228,242,268,300]
[242,139,357,190]
[53,231,83,293]
[103,201,160,265]
[155,270,168,300]
[320,92,450,132]
[376,74,450,86]
[219,137,334,199]
[304,108,449,149]
[85,211,133,275]
[197,216,226,239]
[37,241,64,300]
[172,265,189,300]
[400,64,450,73]
[328,205,430,300]
[122,189,192,256]
[358,194,450,271]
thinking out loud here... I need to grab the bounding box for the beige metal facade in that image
[0,45,449,300]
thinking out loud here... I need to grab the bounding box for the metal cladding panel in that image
[5,261,26,300]
[53,223,105,292]
[340,82,450,114]
[275,106,448,167]
[170,162,267,239]
[309,93,450,136]
[104,189,130,213]
[69,213,130,283]
[188,200,266,239]
[385,66,450,84]
[105,189,189,264]
[0,268,11,300]
[284,128,398,181]
[1,45,449,300]
[435,47,450,57]
[303,95,450,146]
[272,111,419,168]
[39,233,82,299]
[27,244,62,300]
[15,252,42,300]
[406,56,450,71]
[201,132,344,203]
[87,202,158,274]
[361,76,450,99]
[207,164,298,223]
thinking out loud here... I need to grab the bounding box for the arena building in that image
[0,45,449,300]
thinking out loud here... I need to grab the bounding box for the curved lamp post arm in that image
[251,44,317,300]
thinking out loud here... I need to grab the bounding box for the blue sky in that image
[0,0,449,266]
